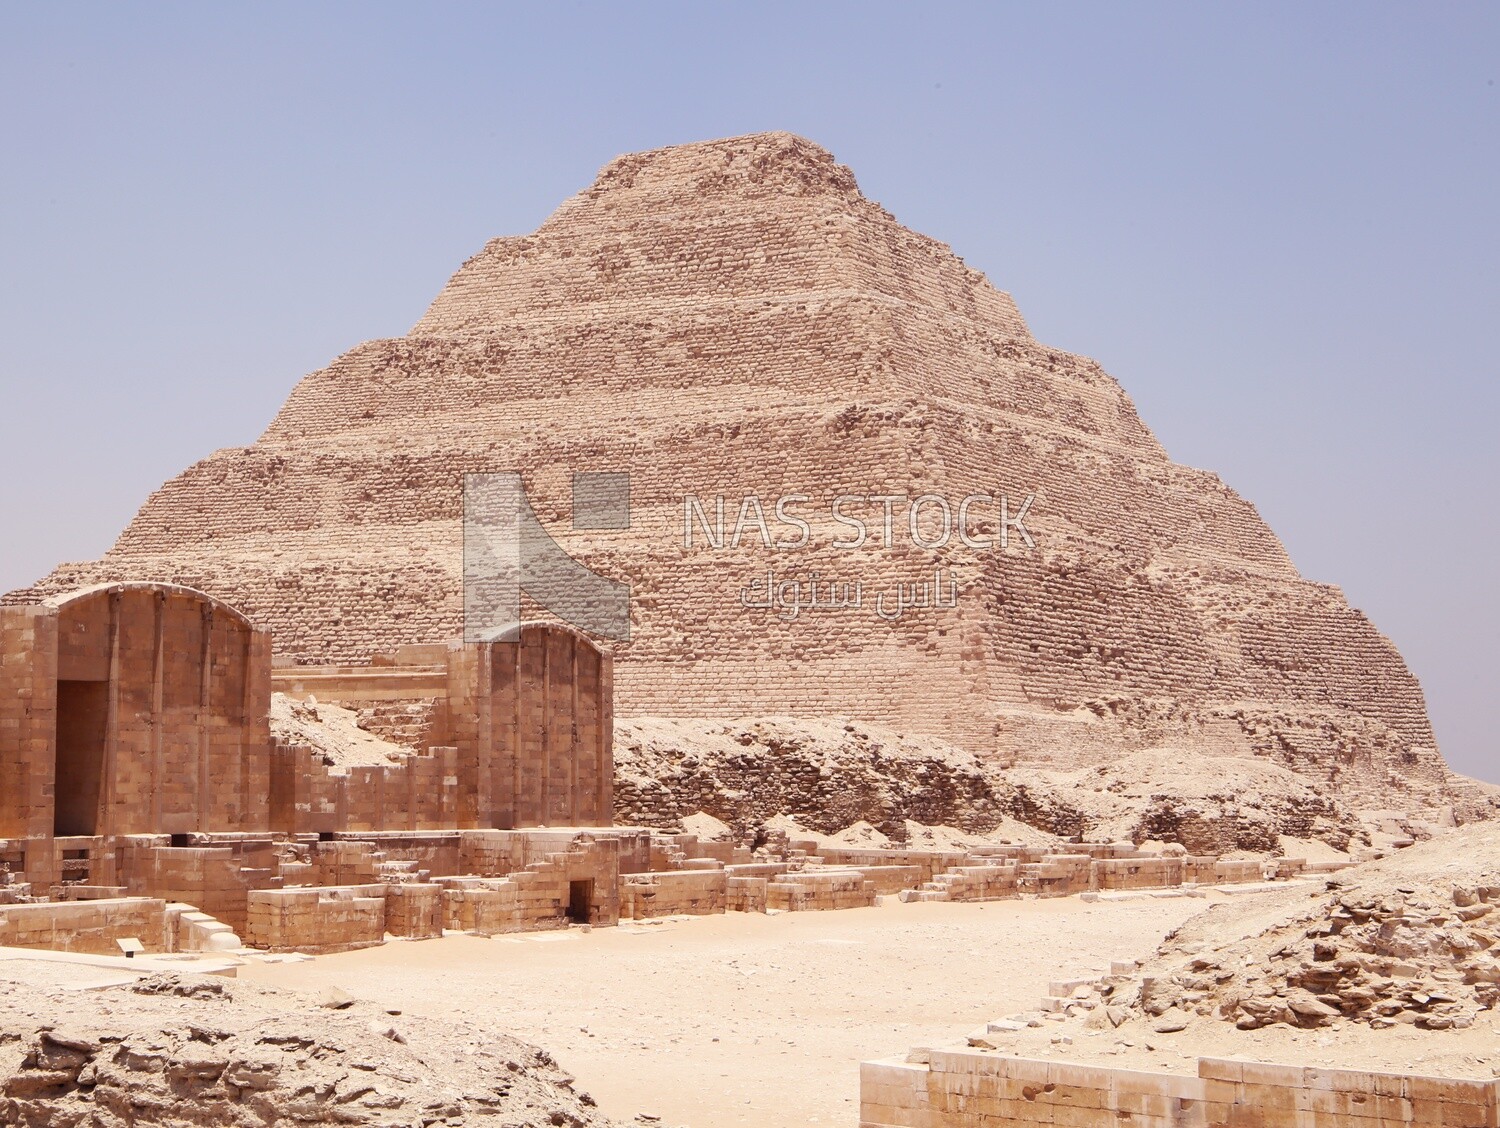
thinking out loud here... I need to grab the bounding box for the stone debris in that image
[269,693,411,770]
[614,717,1380,853]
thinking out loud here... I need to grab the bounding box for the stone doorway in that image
[53,679,107,836]
[567,879,593,924]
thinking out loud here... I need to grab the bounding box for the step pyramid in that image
[9,132,1467,806]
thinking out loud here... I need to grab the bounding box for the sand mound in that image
[0,971,615,1127]
[679,811,734,842]
[828,820,896,848]
[269,693,410,770]
[900,819,1060,850]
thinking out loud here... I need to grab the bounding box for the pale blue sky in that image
[1,3,1495,778]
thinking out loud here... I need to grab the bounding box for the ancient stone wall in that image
[383,882,443,940]
[244,884,387,953]
[0,897,168,955]
[620,869,727,918]
[0,607,55,842]
[861,1053,1499,1128]
[273,627,614,831]
[118,839,280,932]
[444,627,613,828]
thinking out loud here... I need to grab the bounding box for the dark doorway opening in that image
[567,879,593,924]
[54,680,108,836]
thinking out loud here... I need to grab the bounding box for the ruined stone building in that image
[0,581,621,948]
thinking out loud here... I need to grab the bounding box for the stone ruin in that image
[0,129,1486,962]
[0,581,629,954]
[0,577,1347,961]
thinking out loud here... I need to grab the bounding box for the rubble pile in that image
[612,717,1079,840]
[269,693,412,770]
[1013,749,1370,854]
[1100,824,1500,1034]
[615,718,1372,853]
[0,973,617,1128]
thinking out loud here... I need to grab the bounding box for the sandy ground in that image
[241,896,1206,1127]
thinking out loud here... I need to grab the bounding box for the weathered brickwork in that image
[274,626,613,830]
[117,839,281,932]
[383,881,443,940]
[766,869,877,911]
[244,884,387,953]
[0,585,611,846]
[620,869,727,919]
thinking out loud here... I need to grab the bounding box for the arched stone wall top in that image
[471,619,608,660]
[44,582,259,632]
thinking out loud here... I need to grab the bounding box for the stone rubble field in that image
[0,969,615,1128]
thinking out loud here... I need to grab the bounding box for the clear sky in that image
[1,3,1495,779]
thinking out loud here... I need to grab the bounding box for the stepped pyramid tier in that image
[9,132,1484,813]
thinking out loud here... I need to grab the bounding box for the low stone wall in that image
[902,864,1019,903]
[811,847,969,885]
[621,870,727,918]
[384,883,443,939]
[244,885,386,953]
[767,870,877,911]
[860,1051,1499,1128]
[1214,859,1266,883]
[1092,857,1185,890]
[460,829,645,887]
[851,865,925,895]
[119,841,279,932]
[440,878,525,935]
[727,876,768,913]
[1020,853,1093,895]
[888,844,1293,903]
[269,743,461,835]
[0,897,167,954]
[725,862,792,879]
[437,871,588,933]
[317,832,462,882]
